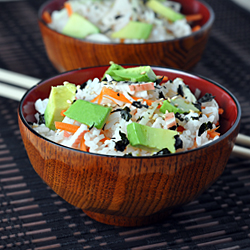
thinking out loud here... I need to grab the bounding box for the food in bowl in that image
[42,0,203,43]
[31,63,222,157]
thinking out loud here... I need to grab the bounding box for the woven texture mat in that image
[1,0,250,249]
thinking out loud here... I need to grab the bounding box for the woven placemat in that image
[1,0,250,249]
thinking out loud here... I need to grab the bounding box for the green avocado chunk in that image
[160,96,200,114]
[64,100,111,129]
[147,0,185,22]
[102,63,125,81]
[112,66,157,82]
[62,13,99,39]
[111,21,153,40]
[44,83,76,130]
[127,122,178,153]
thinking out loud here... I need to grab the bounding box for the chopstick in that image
[0,68,40,88]
[232,134,250,159]
[0,68,249,158]
[0,68,40,101]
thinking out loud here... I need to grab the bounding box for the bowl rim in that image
[37,0,215,45]
[18,65,241,159]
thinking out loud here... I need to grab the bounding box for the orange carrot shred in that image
[64,131,72,138]
[185,14,203,22]
[64,2,73,16]
[192,25,201,32]
[177,125,185,133]
[80,131,88,151]
[60,109,67,117]
[159,76,169,82]
[219,108,224,115]
[54,122,80,133]
[207,126,220,138]
[42,11,52,24]
[132,96,154,106]
[102,87,132,103]
[90,95,100,103]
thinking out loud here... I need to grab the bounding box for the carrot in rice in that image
[185,14,203,22]
[207,126,220,138]
[42,11,52,24]
[80,131,88,151]
[219,108,224,114]
[60,109,67,117]
[192,25,201,32]
[64,2,73,16]
[54,121,80,133]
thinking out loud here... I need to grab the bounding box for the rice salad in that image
[32,64,222,157]
[43,0,202,43]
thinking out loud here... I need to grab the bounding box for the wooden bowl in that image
[18,66,241,227]
[38,0,215,72]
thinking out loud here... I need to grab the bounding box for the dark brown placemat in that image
[1,0,250,249]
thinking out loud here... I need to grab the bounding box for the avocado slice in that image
[62,13,99,39]
[160,96,200,114]
[111,21,153,40]
[102,63,125,81]
[64,99,111,129]
[44,83,76,130]
[127,122,178,153]
[112,66,157,82]
[146,0,185,22]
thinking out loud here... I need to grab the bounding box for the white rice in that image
[48,0,192,43]
[31,73,221,157]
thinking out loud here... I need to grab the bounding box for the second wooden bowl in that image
[38,0,215,72]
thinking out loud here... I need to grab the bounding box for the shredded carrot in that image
[208,131,220,138]
[207,126,220,138]
[205,112,213,118]
[54,122,80,133]
[188,139,198,150]
[219,108,224,115]
[90,95,100,103]
[64,2,73,16]
[96,87,132,104]
[60,109,67,117]
[42,11,52,24]
[192,25,201,32]
[80,131,88,151]
[132,97,154,106]
[159,76,169,82]
[64,131,72,138]
[185,14,203,22]
[100,136,110,143]
[177,125,185,133]
[103,95,120,105]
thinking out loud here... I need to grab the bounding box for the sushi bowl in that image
[38,0,215,72]
[18,65,241,227]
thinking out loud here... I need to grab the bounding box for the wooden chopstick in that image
[0,68,40,88]
[232,145,250,159]
[0,68,40,100]
[235,133,250,148]
[232,133,250,159]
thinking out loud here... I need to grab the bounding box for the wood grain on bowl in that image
[18,66,241,227]
[38,0,215,71]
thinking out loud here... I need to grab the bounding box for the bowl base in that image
[82,209,173,227]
